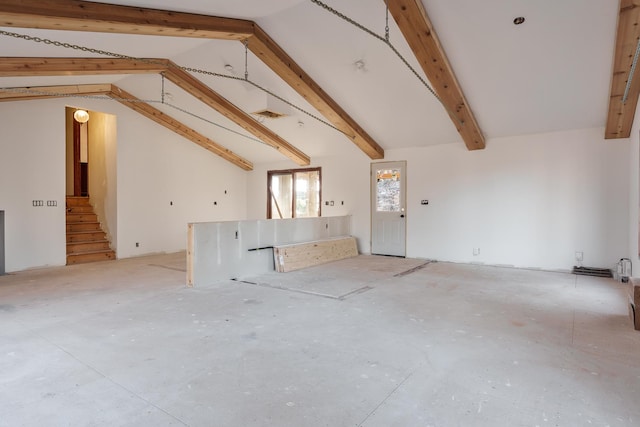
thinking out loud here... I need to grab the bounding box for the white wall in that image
[115,108,248,258]
[0,99,67,271]
[389,128,629,270]
[248,127,630,271]
[87,110,118,250]
[0,97,249,271]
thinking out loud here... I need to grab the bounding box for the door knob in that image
[400,214,405,218]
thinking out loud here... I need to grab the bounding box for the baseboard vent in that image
[572,266,613,278]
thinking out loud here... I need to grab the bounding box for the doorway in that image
[66,108,90,197]
[371,161,406,257]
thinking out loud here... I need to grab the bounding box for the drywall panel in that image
[188,215,352,285]
[0,99,67,271]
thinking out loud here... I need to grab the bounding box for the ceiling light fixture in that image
[513,16,525,25]
[224,64,234,72]
[73,109,89,123]
[354,60,366,71]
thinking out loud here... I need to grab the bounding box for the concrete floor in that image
[1,253,639,427]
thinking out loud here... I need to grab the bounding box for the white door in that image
[371,161,406,257]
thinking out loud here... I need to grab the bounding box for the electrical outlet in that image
[473,248,480,256]
[421,200,429,205]
[135,242,140,248]
[575,251,583,262]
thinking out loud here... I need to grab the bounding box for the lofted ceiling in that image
[0,0,624,169]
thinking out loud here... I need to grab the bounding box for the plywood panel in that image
[273,236,358,273]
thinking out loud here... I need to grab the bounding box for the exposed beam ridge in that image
[0,57,168,76]
[164,64,310,166]
[0,0,384,160]
[0,0,253,40]
[386,0,485,150]
[109,85,253,171]
[246,25,385,160]
[605,0,640,139]
[0,83,112,101]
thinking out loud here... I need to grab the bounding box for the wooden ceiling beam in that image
[0,0,253,40]
[108,85,253,171]
[386,0,485,150]
[0,82,253,170]
[164,64,310,166]
[0,57,309,164]
[0,57,168,76]
[605,0,640,139]
[0,0,384,159]
[245,25,384,159]
[0,83,112,101]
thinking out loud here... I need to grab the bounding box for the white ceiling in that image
[0,0,620,165]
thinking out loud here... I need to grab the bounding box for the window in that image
[267,167,321,219]
[375,168,401,212]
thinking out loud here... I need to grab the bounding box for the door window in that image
[376,168,401,212]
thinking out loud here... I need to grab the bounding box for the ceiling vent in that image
[248,93,291,120]
[252,109,287,119]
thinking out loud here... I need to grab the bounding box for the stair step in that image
[67,231,107,243]
[65,197,115,265]
[65,197,91,207]
[66,205,94,214]
[67,240,111,254]
[67,250,116,265]
[67,222,102,232]
[66,213,98,223]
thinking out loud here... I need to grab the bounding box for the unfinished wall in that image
[188,216,352,285]
[0,99,67,271]
[248,127,630,271]
[0,97,248,271]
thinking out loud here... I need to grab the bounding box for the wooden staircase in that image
[66,197,115,265]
